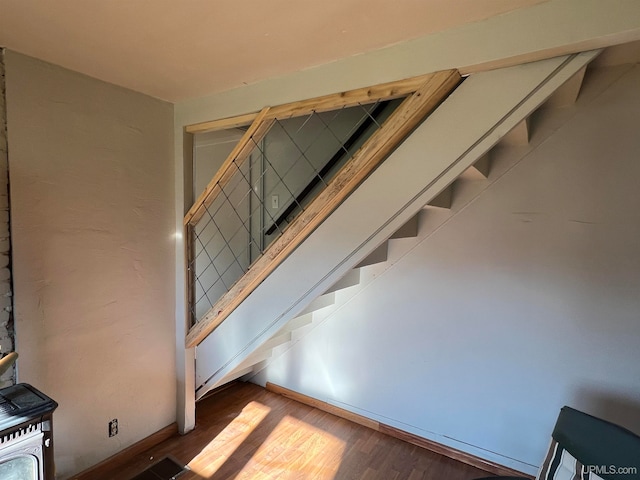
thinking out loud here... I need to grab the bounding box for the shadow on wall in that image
[572,386,640,435]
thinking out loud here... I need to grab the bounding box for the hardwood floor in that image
[93,382,495,480]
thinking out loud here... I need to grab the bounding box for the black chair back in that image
[539,406,640,480]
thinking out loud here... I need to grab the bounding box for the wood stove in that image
[0,384,57,480]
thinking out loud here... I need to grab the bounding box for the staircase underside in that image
[195,51,599,400]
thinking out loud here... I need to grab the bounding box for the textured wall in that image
[0,50,15,388]
[4,51,176,479]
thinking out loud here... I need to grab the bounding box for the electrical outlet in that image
[109,419,118,437]
[271,195,279,209]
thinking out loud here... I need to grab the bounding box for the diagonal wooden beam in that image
[184,107,272,226]
[186,69,461,348]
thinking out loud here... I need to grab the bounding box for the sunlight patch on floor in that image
[233,415,346,479]
[187,401,271,477]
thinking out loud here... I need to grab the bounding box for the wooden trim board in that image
[265,383,533,479]
[185,69,461,347]
[267,382,380,432]
[69,423,179,480]
[186,111,260,135]
[185,73,436,135]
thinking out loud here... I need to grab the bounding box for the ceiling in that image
[0,0,548,102]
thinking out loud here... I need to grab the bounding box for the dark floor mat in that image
[131,457,188,480]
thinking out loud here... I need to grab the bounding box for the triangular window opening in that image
[183,70,461,346]
[190,99,402,324]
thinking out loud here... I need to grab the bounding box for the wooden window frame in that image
[184,69,462,347]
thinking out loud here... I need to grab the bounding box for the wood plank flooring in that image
[93,382,495,480]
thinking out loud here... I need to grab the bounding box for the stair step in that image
[390,214,419,239]
[500,117,530,146]
[280,312,315,333]
[469,150,491,179]
[235,349,273,371]
[222,365,255,383]
[324,269,361,294]
[544,65,586,108]
[426,183,454,209]
[257,331,292,352]
[355,243,388,268]
[299,292,335,316]
[244,360,269,379]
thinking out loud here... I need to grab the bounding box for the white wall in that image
[4,51,176,479]
[253,64,640,474]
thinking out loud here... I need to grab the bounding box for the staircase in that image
[194,50,600,400]
[245,61,604,386]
